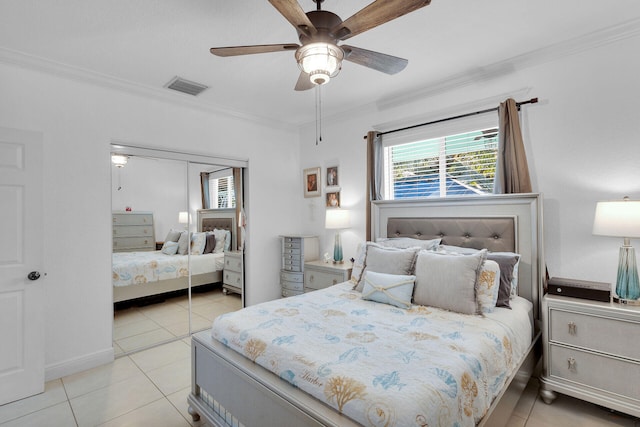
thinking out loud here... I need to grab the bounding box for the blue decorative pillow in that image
[361,270,416,309]
[161,241,179,255]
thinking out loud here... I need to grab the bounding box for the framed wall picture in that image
[304,167,321,198]
[326,166,338,186]
[326,191,340,208]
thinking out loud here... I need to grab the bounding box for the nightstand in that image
[303,260,352,293]
[222,251,243,296]
[540,294,640,418]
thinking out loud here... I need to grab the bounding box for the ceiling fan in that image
[210,0,431,91]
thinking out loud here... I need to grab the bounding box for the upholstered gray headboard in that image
[386,217,516,252]
[200,217,233,233]
[197,208,237,251]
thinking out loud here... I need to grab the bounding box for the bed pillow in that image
[164,229,182,243]
[436,244,480,255]
[413,249,487,314]
[376,237,441,250]
[177,231,190,255]
[203,232,217,254]
[349,242,367,285]
[476,259,501,314]
[191,232,207,255]
[224,230,232,252]
[361,271,416,309]
[355,243,418,292]
[487,252,520,308]
[160,240,179,255]
[212,229,227,254]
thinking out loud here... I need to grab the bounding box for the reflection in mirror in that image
[111,152,244,356]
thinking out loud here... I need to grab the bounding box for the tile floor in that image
[2,339,639,427]
[113,287,241,355]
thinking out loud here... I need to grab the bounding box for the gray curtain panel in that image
[366,131,383,241]
[200,172,210,209]
[233,167,242,251]
[494,98,532,193]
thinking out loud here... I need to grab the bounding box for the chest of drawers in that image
[112,211,155,252]
[223,251,243,296]
[540,294,640,418]
[303,260,352,292]
[279,235,319,297]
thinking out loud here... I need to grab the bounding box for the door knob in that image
[27,271,41,281]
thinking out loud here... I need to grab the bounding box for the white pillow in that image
[362,271,416,309]
[191,232,207,255]
[177,231,190,255]
[350,242,367,285]
[476,260,501,314]
[212,229,227,254]
[161,241,179,255]
[376,237,440,250]
[224,229,231,252]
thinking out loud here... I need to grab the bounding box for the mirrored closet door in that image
[110,145,246,356]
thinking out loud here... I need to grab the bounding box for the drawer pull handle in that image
[567,357,576,371]
[568,322,577,335]
[309,274,314,283]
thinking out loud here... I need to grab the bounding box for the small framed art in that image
[326,191,340,208]
[326,166,338,186]
[304,167,321,198]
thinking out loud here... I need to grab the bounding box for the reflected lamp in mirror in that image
[178,211,189,229]
[111,154,128,168]
[593,197,640,304]
[325,209,349,264]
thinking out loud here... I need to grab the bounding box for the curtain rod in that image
[364,97,538,139]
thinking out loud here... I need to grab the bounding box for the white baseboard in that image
[45,347,114,382]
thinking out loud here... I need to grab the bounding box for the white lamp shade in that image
[178,211,189,224]
[111,154,128,167]
[325,209,349,230]
[593,200,640,238]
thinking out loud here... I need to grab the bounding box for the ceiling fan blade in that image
[269,0,317,37]
[331,0,431,41]
[210,44,299,57]
[342,45,408,75]
[294,71,314,91]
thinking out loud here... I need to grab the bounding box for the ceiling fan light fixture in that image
[111,154,128,168]
[296,42,343,85]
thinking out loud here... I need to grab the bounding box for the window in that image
[208,170,235,208]
[381,113,498,199]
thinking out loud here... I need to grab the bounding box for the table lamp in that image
[325,209,349,264]
[179,211,189,230]
[593,197,640,304]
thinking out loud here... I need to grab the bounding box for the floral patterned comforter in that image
[211,282,532,427]
[112,251,224,287]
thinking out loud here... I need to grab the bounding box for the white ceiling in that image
[1,1,639,128]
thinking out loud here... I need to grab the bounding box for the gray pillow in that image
[413,249,487,314]
[177,231,190,255]
[355,244,418,292]
[487,252,520,309]
[203,233,217,254]
[164,229,182,243]
[161,241,179,255]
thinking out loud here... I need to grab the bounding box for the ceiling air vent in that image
[165,76,208,96]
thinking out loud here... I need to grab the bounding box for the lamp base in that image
[333,232,343,264]
[614,245,640,303]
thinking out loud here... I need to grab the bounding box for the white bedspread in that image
[211,282,532,427]
[112,251,224,287]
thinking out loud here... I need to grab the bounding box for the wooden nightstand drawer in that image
[224,255,242,273]
[304,269,344,291]
[549,344,640,400]
[550,309,640,360]
[223,270,242,288]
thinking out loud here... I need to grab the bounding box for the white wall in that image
[299,35,640,288]
[0,61,300,379]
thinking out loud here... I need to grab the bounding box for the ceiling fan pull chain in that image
[315,85,323,145]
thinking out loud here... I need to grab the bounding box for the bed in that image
[188,194,544,427]
[112,209,236,303]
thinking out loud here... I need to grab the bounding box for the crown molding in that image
[0,47,297,133]
[377,17,640,111]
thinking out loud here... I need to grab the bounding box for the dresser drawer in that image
[549,344,640,400]
[112,213,153,226]
[282,288,304,298]
[281,279,304,292]
[282,238,301,250]
[550,309,640,360]
[282,260,302,272]
[282,248,302,258]
[280,271,303,283]
[113,237,154,251]
[304,269,345,291]
[224,255,242,273]
[113,225,154,237]
[224,270,242,288]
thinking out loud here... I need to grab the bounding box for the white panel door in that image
[0,127,44,405]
